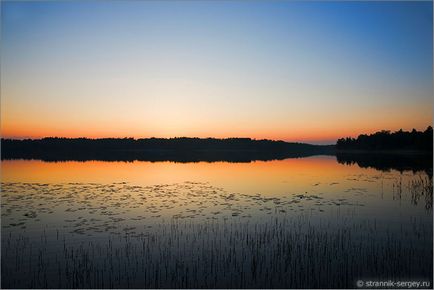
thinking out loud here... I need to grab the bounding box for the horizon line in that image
[1,136,337,146]
[1,126,431,145]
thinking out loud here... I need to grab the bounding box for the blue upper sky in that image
[1,1,432,143]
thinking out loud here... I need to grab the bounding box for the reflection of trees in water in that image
[1,137,335,163]
[336,152,433,177]
[338,152,433,209]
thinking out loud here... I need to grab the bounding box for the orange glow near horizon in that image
[2,91,432,144]
[1,156,383,196]
[1,115,432,144]
[1,1,432,144]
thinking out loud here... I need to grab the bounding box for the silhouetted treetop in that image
[1,137,334,162]
[336,127,433,152]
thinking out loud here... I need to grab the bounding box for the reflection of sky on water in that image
[1,157,432,288]
[1,157,432,235]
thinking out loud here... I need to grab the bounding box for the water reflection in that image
[336,152,433,176]
[1,156,432,288]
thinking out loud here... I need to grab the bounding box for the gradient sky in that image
[1,1,432,144]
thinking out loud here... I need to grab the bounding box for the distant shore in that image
[0,137,335,162]
[335,149,432,155]
[1,136,432,176]
[2,128,433,162]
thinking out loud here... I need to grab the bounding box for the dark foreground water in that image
[1,156,432,288]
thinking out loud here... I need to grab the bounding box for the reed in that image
[408,175,433,210]
[2,215,432,289]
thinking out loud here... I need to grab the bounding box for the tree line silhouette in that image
[1,137,334,162]
[336,126,433,151]
[1,128,432,166]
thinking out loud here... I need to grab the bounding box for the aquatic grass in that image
[1,176,432,289]
[2,215,432,289]
[408,175,433,210]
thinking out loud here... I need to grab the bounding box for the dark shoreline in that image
[0,137,335,162]
[336,149,433,155]
[335,150,433,176]
[1,137,432,175]
[0,149,335,163]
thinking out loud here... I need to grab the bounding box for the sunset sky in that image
[1,1,432,144]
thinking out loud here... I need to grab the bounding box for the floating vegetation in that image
[1,181,367,235]
[1,168,433,288]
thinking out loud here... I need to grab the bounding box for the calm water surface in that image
[1,156,432,288]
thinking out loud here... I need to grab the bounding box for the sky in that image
[1,1,432,144]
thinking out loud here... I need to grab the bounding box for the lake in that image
[1,156,432,288]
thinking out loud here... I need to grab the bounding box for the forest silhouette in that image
[1,128,432,173]
[336,126,433,151]
[1,137,334,162]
